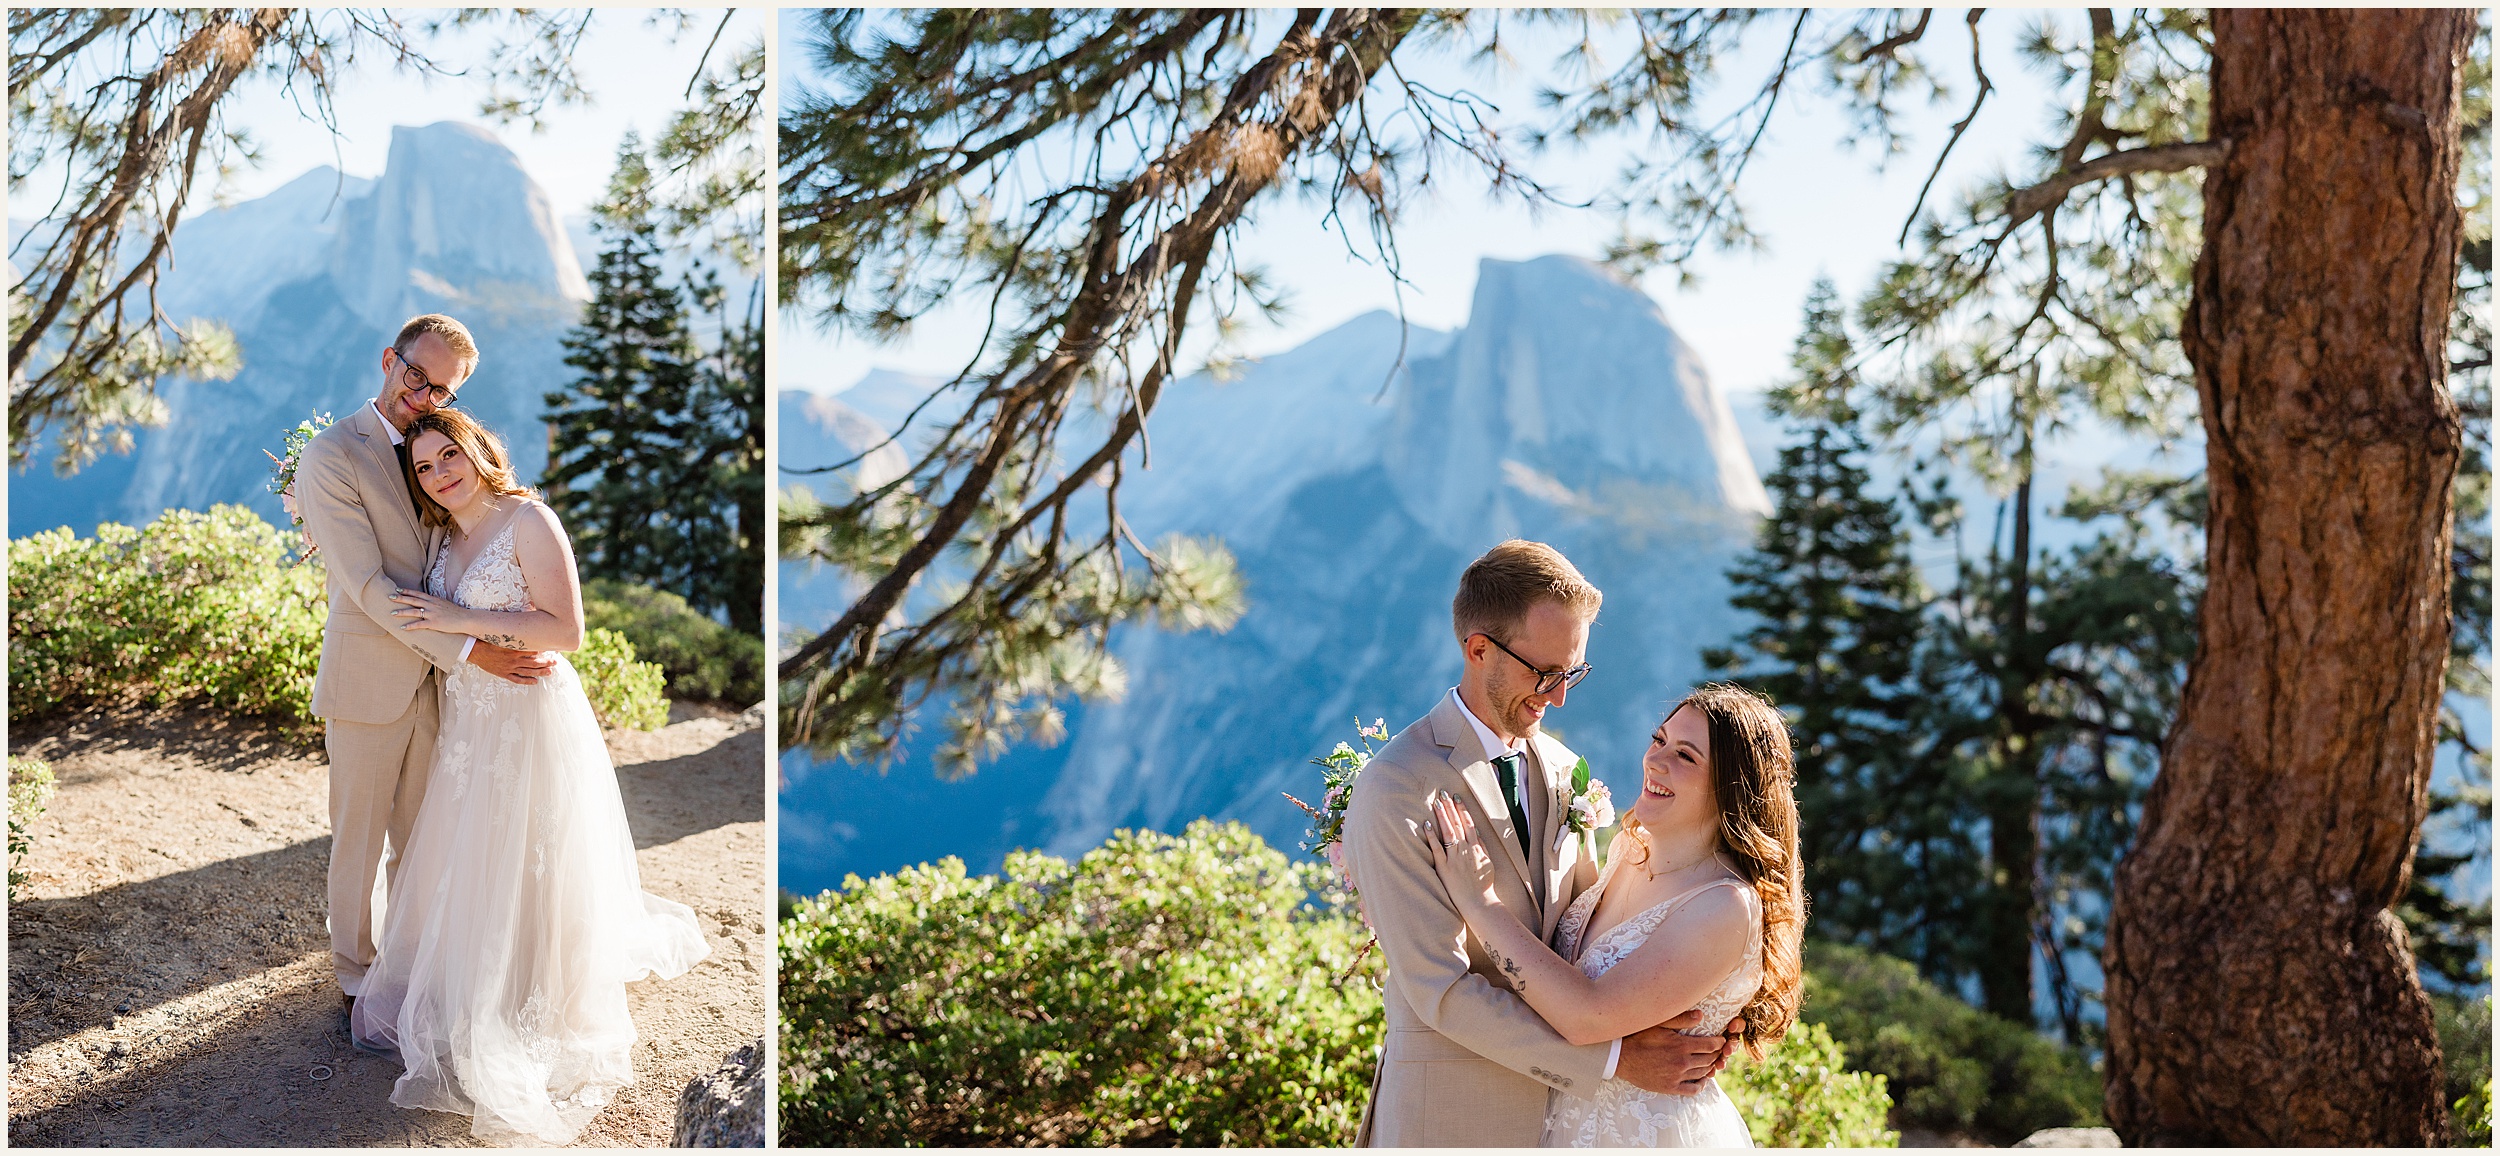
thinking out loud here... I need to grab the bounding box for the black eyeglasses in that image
[1472,632,1593,696]
[390,347,461,407]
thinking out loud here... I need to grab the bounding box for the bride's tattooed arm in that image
[1425,792,1753,1047]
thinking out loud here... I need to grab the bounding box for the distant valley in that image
[780,255,1776,896]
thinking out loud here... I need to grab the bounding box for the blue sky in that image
[15,9,763,229]
[778,8,2084,402]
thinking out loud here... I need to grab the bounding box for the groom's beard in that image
[1496,693,1545,739]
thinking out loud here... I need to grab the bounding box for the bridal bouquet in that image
[1285,716,1390,888]
[1286,717,1390,973]
[265,413,333,562]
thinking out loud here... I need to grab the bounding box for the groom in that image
[1343,539,1740,1147]
[297,313,557,1001]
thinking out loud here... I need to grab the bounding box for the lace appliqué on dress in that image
[354,499,710,1146]
[436,523,533,720]
[1540,859,1763,1149]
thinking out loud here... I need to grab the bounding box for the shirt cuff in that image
[458,636,478,663]
[1602,1037,1622,1081]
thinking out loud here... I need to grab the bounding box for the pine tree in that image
[1719,282,2201,1043]
[545,136,759,632]
[1709,280,1991,986]
[685,276,765,636]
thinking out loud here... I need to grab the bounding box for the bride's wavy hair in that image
[1612,682,1805,1057]
[401,408,536,528]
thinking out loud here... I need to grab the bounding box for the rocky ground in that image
[6,700,769,1147]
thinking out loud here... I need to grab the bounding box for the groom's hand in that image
[1615,1011,1746,1096]
[468,641,558,685]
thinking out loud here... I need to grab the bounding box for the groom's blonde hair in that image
[393,313,480,379]
[1451,540,1602,643]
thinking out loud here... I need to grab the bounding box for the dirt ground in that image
[6,699,770,1148]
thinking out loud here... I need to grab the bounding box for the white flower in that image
[1569,781,1616,832]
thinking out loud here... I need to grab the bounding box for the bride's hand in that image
[390,588,470,634]
[1427,792,1503,914]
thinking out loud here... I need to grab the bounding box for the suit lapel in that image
[1459,757,1536,896]
[1428,697,1539,908]
[352,405,423,539]
[1530,737,1577,940]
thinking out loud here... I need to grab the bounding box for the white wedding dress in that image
[1541,858,1761,1148]
[349,507,710,1145]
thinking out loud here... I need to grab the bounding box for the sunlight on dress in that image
[1541,862,1761,1148]
[350,510,709,1145]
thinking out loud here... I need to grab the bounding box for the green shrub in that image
[2436,990,2494,1145]
[581,577,763,705]
[779,821,1382,1146]
[1723,1019,1899,1146]
[782,822,1919,1147]
[9,506,325,730]
[573,628,670,731]
[10,507,675,735]
[1802,940,2103,1142]
[8,757,56,901]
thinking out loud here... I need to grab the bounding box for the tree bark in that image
[2104,9,2471,1146]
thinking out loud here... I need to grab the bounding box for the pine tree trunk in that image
[2104,9,2471,1145]
[1982,469,2040,1025]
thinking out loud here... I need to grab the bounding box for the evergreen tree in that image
[1718,281,2201,1044]
[1709,280,1990,986]
[686,275,766,636]
[546,136,762,634]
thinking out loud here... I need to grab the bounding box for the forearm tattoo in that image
[479,633,528,650]
[1494,948,1529,991]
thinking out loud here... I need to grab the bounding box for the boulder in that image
[670,1037,765,1147]
[2012,1126,2122,1147]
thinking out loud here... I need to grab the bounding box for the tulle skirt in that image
[349,658,709,1145]
[1543,1073,1753,1148]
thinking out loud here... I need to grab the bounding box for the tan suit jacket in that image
[1344,693,1608,1147]
[298,403,461,720]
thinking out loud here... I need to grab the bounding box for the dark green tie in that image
[1492,752,1534,866]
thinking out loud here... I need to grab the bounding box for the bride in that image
[348,408,710,1145]
[1428,683,1805,1148]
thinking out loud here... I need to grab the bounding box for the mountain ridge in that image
[780,255,1769,892]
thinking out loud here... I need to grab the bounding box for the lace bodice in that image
[1554,858,1763,1034]
[1540,855,1763,1147]
[428,511,531,613]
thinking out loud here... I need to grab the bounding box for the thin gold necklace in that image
[1641,847,1721,883]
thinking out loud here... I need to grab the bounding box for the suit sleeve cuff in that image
[1602,1037,1622,1081]
[458,636,478,663]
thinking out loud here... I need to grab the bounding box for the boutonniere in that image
[1563,756,1614,835]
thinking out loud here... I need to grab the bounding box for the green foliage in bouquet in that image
[1801,941,2103,1142]
[779,820,1382,1146]
[572,628,670,732]
[1285,717,1388,855]
[1720,1020,1899,1147]
[582,577,765,706]
[9,757,57,900]
[8,506,325,731]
